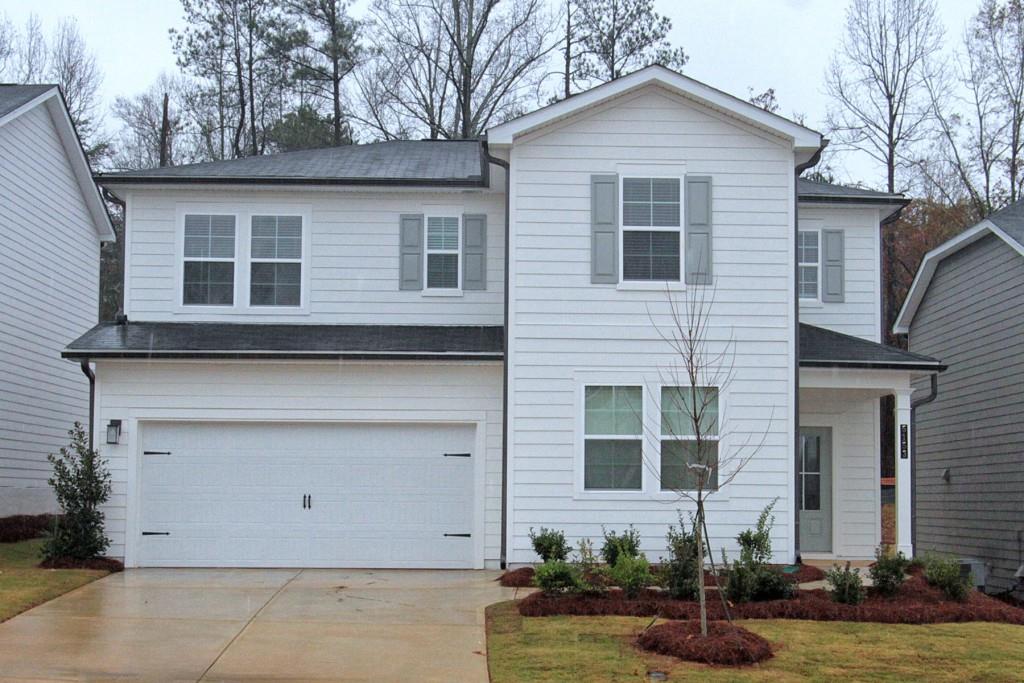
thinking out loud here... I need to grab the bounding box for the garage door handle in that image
[444,533,471,538]
[444,452,471,458]
[142,531,170,536]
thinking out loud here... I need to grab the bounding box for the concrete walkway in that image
[0,568,515,682]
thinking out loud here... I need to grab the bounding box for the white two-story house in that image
[68,66,941,569]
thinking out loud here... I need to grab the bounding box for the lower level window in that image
[660,386,719,491]
[583,386,642,490]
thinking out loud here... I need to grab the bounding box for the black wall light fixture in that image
[106,420,122,445]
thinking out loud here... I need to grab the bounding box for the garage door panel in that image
[137,422,476,568]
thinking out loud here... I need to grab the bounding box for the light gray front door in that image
[799,427,832,553]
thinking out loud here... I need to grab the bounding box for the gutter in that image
[79,360,95,449]
[909,372,939,554]
[484,141,511,570]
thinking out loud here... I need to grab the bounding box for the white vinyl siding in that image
[0,104,102,514]
[507,85,796,564]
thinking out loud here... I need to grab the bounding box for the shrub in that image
[737,499,776,566]
[826,562,866,605]
[725,562,794,603]
[608,554,653,598]
[41,424,111,561]
[923,554,972,602]
[662,521,700,600]
[529,527,570,562]
[534,560,582,595]
[0,514,60,543]
[601,526,641,566]
[574,537,607,595]
[870,546,910,597]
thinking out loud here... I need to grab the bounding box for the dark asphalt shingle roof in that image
[800,323,943,370]
[985,198,1024,247]
[797,178,907,204]
[0,84,56,119]
[95,139,486,187]
[63,322,504,360]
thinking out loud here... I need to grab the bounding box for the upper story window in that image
[250,215,303,307]
[622,177,682,281]
[583,385,642,490]
[183,214,236,306]
[426,216,460,290]
[798,230,820,300]
[660,386,719,491]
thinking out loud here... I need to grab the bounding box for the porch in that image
[798,324,945,561]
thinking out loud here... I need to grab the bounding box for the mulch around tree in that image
[518,575,1024,625]
[39,557,124,572]
[637,620,774,666]
[498,566,535,587]
[782,563,826,583]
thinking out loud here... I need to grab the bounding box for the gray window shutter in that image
[822,229,845,302]
[591,174,619,283]
[462,214,487,290]
[399,214,424,290]
[684,175,713,285]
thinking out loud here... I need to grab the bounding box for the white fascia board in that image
[486,65,822,153]
[892,220,1024,334]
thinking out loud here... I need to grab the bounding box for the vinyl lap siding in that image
[909,234,1024,592]
[507,86,795,563]
[0,105,99,514]
[124,188,504,324]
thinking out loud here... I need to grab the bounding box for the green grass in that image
[486,601,1024,682]
[0,539,108,622]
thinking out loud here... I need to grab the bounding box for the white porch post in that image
[894,389,914,557]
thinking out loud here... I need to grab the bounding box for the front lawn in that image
[0,539,108,622]
[486,601,1024,682]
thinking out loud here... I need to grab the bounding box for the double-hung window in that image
[798,230,820,300]
[250,215,303,307]
[622,177,682,281]
[426,216,460,290]
[583,386,642,490]
[183,214,236,306]
[660,386,719,491]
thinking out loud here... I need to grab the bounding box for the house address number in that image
[899,424,908,459]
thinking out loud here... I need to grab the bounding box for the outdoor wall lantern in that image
[106,420,122,445]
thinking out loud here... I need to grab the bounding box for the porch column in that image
[894,389,914,557]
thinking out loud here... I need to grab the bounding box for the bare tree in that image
[0,14,15,79]
[748,87,779,113]
[48,18,107,161]
[111,74,200,170]
[574,0,688,82]
[15,14,47,82]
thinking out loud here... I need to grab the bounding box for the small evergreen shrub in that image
[42,423,111,561]
[574,537,607,595]
[528,527,570,562]
[737,499,776,566]
[534,560,582,595]
[826,562,866,605]
[869,546,910,597]
[600,526,641,566]
[608,554,653,598]
[724,562,794,603]
[662,520,700,600]
[923,554,972,602]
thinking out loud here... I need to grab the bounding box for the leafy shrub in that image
[533,560,582,595]
[42,424,111,561]
[826,562,866,605]
[574,538,607,595]
[923,554,972,602]
[869,546,910,597]
[0,514,60,544]
[724,562,794,603]
[529,527,570,562]
[737,499,776,566]
[662,521,700,600]
[601,526,641,566]
[608,554,653,598]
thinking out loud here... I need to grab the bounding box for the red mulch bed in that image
[499,566,535,587]
[0,514,60,543]
[39,557,124,572]
[783,564,826,583]
[637,620,773,665]
[518,575,1024,625]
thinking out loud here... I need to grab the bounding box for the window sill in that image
[616,281,685,292]
[572,489,729,503]
[799,299,824,308]
[422,290,464,298]
[174,306,311,316]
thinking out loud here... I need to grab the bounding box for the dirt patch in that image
[0,515,59,544]
[519,575,1024,625]
[498,567,535,587]
[39,556,124,572]
[637,620,774,666]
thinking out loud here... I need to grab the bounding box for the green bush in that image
[737,499,776,566]
[923,554,972,602]
[574,538,607,596]
[534,560,582,595]
[869,546,910,597]
[661,521,700,600]
[608,554,653,598]
[826,562,866,605]
[42,424,111,561]
[529,527,570,562]
[600,526,641,566]
[724,562,794,603]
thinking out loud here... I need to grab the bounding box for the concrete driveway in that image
[0,568,516,681]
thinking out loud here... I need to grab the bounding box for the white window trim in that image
[247,213,307,309]
[618,174,684,285]
[174,203,312,316]
[659,385,721,493]
[424,214,463,293]
[798,227,821,303]
[579,383,645,494]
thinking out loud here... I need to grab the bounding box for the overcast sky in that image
[1,0,980,187]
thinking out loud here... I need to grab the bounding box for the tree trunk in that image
[696,496,707,637]
[159,92,171,167]
[563,4,571,100]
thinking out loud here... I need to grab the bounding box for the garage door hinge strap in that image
[443,452,471,458]
[143,451,172,455]
[141,531,171,536]
[444,533,472,538]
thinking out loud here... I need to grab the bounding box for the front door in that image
[799,427,832,553]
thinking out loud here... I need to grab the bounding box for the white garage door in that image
[137,422,476,568]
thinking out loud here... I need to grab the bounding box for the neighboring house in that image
[0,85,116,515]
[895,202,1024,593]
[69,66,942,569]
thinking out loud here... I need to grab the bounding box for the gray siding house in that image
[895,201,1024,593]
